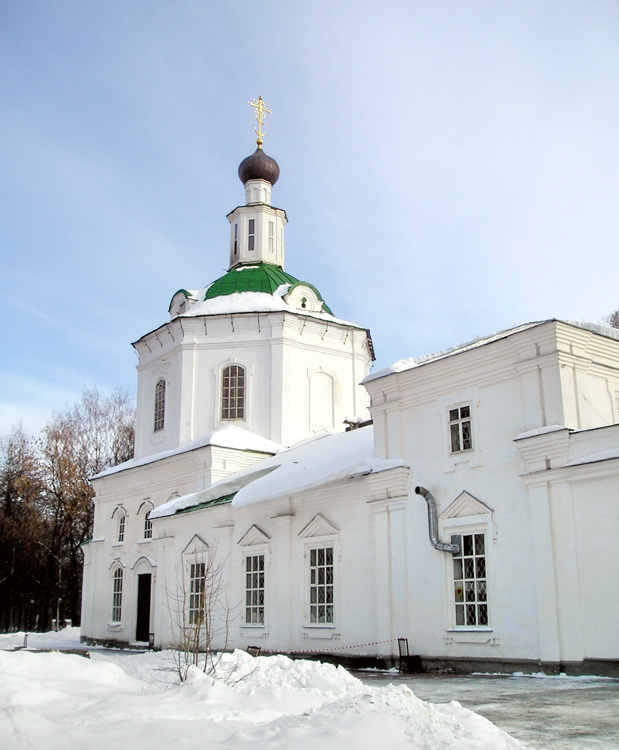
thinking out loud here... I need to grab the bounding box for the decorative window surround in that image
[437,391,483,472]
[440,492,494,632]
[299,514,339,629]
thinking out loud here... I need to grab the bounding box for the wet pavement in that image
[357,671,619,749]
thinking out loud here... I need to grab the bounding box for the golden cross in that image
[249,96,271,148]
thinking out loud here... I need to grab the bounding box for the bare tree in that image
[39,387,135,627]
[607,309,619,329]
[166,548,237,682]
[0,427,47,631]
[0,387,135,631]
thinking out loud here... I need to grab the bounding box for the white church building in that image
[81,107,619,674]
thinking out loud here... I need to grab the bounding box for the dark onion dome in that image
[238,148,280,186]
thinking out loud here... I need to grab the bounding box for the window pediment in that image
[440,491,493,520]
[298,513,339,538]
[238,524,270,547]
[182,534,209,557]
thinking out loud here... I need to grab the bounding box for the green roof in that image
[204,263,333,314]
[175,493,235,515]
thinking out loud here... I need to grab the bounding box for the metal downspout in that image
[415,486,460,555]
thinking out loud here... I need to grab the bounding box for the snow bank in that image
[0,637,532,750]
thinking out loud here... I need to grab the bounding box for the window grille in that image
[452,533,488,626]
[248,219,255,252]
[309,546,334,624]
[189,562,206,626]
[221,365,245,420]
[449,406,472,453]
[154,379,166,432]
[111,568,123,622]
[117,514,125,543]
[245,554,265,625]
[143,513,152,540]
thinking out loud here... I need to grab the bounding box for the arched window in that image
[138,501,154,541]
[144,512,153,540]
[111,567,123,623]
[117,513,126,543]
[154,379,166,431]
[221,365,245,420]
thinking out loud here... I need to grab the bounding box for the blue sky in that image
[2,1,618,436]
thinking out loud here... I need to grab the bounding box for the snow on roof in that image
[565,448,619,467]
[364,319,619,384]
[177,289,362,329]
[92,425,282,480]
[514,425,567,441]
[150,425,408,519]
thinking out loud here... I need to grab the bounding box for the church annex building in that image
[81,104,619,674]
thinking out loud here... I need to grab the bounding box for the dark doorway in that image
[135,574,151,642]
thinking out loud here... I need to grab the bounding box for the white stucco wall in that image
[132,312,371,459]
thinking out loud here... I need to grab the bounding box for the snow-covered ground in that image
[0,629,530,749]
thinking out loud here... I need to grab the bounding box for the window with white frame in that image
[111,567,123,622]
[143,512,152,540]
[234,223,238,256]
[117,513,126,543]
[244,554,265,625]
[309,546,334,624]
[154,379,166,432]
[449,405,472,453]
[452,532,488,627]
[248,219,255,252]
[221,364,245,420]
[188,562,206,626]
[268,220,274,253]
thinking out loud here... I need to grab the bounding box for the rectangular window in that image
[309,546,334,624]
[234,223,238,255]
[154,379,165,432]
[248,219,255,252]
[221,365,245,420]
[189,562,206,626]
[118,515,125,543]
[111,568,123,622]
[245,554,265,625]
[268,221,274,253]
[453,533,488,627]
[449,406,472,453]
[143,514,152,540]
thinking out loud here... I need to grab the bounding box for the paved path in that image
[358,671,619,749]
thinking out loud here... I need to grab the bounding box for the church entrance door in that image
[135,574,151,642]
